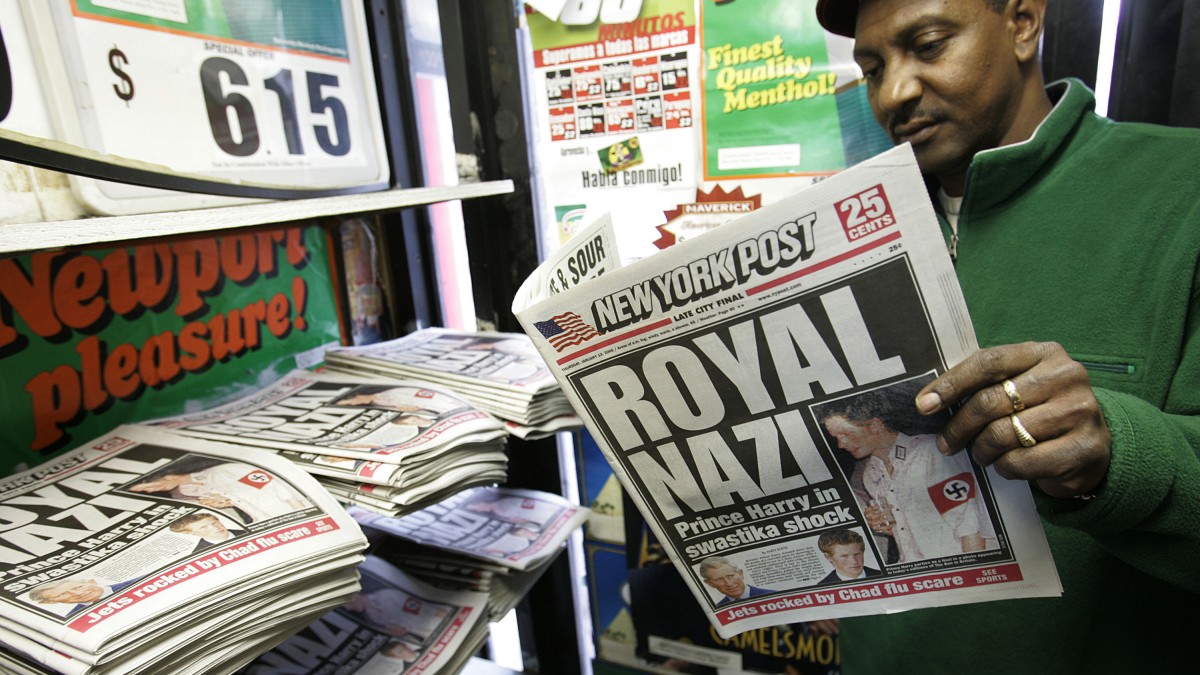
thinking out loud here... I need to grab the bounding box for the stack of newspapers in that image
[350,486,589,621]
[146,370,510,517]
[238,554,491,675]
[0,425,368,675]
[323,328,582,439]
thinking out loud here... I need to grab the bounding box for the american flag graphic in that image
[534,312,601,351]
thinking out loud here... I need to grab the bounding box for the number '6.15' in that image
[199,56,351,158]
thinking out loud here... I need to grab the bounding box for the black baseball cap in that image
[815,0,859,38]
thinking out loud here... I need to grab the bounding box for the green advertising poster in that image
[0,225,342,475]
[526,0,695,56]
[702,0,855,179]
[73,0,349,57]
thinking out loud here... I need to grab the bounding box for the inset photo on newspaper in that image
[344,575,455,645]
[0,425,367,669]
[118,451,315,527]
[812,527,884,586]
[326,382,475,443]
[811,375,1008,575]
[242,555,489,675]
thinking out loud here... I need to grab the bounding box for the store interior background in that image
[0,0,1197,674]
[435,3,1200,670]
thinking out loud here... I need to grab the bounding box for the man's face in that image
[825,543,866,578]
[43,579,105,604]
[852,0,1028,186]
[703,564,746,598]
[185,516,230,541]
[823,414,890,460]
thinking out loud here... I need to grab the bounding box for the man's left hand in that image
[914,341,1111,498]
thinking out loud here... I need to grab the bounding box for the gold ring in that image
[1002,379,1025,412]
[1010,414,1037,448]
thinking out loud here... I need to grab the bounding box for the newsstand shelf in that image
[0,180,514,256]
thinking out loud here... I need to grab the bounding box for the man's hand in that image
[863,503,895,535]
[915,341,1111,498]
[199,494,234,508]
[807,619,840,636]
[960,533,987,552]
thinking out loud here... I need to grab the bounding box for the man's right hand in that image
[864,503,894,535]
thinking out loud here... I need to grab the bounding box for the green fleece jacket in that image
[842,79,1200,673]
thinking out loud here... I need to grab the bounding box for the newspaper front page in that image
[0,424,367,669]
[240,555,489,675]
[350,487,590,572]
[147,370,507,469]
[323,328,580,431]
[512,145,1060,637]
[324,328,558,398]
[145,369,511,513]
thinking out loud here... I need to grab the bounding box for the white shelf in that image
[0,180,514,255]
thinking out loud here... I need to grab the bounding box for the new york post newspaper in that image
[0,424,366,673]
[513,145,1061,638]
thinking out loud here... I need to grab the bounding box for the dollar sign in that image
[109,47,134,102]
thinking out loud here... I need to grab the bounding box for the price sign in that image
[572,64,603,102]
[635,95,662,131]
[20,0,388,214]
[549,105,577,142]
[0,1,56,140]
[604,98,634,135]
[664,90,692,129]
[632,56,660,96]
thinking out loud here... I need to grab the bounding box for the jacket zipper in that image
[1078,361,1135,375]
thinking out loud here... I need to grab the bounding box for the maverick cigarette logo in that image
[591,214,817,332]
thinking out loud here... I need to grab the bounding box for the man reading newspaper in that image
[513,145,1061,638]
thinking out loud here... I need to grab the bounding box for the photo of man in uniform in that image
[464,493,561,528]
[479,526,541,558]
[333,384,472,419]
[818,380,997,563]
[331,384,475,444]
[342,587,452,642]
[127,456,311,525]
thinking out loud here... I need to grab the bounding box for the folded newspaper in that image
[323,328,581,432]
[511,145,1061,637]
[0,424,369,674]
[145,370,509,517]
[351,487,588,623]
[238,555,490,675]
[350,487,589,574]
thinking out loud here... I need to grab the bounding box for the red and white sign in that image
[836,185,897,241]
